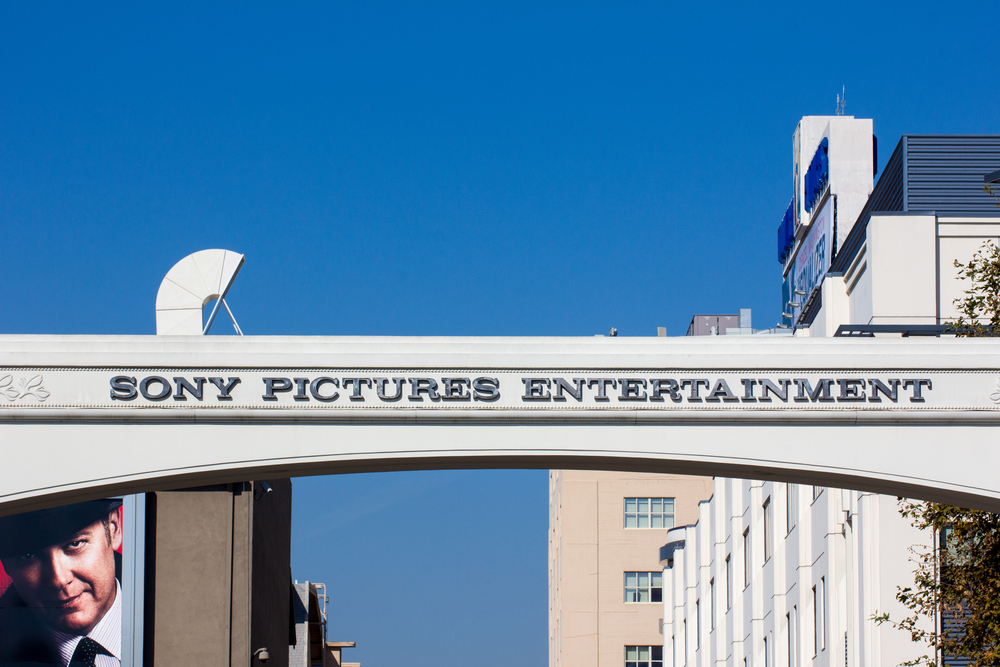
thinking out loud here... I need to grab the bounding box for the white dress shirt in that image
[44,580,122,667]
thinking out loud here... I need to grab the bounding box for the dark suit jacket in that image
[0,585,62,666]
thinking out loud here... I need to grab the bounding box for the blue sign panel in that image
[777,199,795,264]
[803,138,829,214]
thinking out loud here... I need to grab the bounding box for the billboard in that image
[0,497,142,666]
[789,196,834,325]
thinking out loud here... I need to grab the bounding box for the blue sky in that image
[2,2,997,666]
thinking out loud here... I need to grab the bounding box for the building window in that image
[787,612,793,667]
[764,635,769,667]
[696,599,701,648]
[683,620,688,665]
[788,606,800,667]
[725,555,732,610]
[820,577,827,651]
[625,646,663,667]
[624,498,675,528]
[763,497,772,563]
[743,528,751,589]
[813,583,827,656]
[812,486,823,502]
[786,484,797,534]
[812,586,817,656]
[710,578,716,630]
[792,605,799,667]
[625,571,663,603]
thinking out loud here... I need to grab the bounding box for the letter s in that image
[110,376,138,401]
[473,377,500,402]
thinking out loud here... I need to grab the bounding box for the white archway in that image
[1,334,998,514]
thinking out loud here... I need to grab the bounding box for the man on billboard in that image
[0,500,122,666]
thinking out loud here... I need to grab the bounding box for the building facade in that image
[798,134,1000,335]
[780,116,877,329]
[549,471,714,667]
[658,129,1000,667]
[146,480,293,667]
[661,481,929,667]
[290,581,359,667]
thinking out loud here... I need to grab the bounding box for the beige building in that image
[549,470,713,667]
[146,480,293,667]
[290,581,360,667]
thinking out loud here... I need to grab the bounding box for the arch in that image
[1,334,998,514]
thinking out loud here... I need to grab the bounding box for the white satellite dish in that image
[155,249,245,336]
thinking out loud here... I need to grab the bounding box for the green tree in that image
[948,239,1000,337]
[876,238,1000,667]
[885,502,1000,667]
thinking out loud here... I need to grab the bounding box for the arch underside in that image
[1,419,995,516]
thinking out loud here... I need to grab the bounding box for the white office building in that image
[660,481,928,667]
[659,126,1000,667]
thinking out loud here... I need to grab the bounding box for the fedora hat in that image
[0,500,123,559]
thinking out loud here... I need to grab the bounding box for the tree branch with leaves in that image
[875,237,1000,667]
[877,502,1000,667]
[948,240,1000,337]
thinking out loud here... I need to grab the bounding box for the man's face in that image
[1,511,121,635]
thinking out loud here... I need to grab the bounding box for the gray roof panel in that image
[830,135,1000,274]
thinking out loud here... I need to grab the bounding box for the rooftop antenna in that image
[155,249,245,335]
[836,86,846,116]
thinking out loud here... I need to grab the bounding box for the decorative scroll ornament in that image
[991,379,1000,405]
[0,375,50,402]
